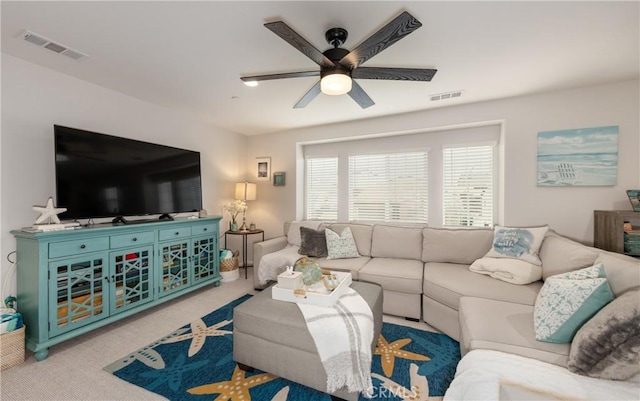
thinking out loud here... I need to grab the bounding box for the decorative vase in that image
[231,222,238,232]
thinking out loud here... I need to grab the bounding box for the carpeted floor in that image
[105,294,460,400]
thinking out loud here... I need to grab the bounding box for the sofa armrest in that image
[253,236,289,289]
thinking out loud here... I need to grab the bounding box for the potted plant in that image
[223,200,246,231]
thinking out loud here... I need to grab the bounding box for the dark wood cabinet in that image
[594,210,640,256]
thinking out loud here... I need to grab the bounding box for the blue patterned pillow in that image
[485,225,548,265]
[534,263,615,343]
[325,227,360,260]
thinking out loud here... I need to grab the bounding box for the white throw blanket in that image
[297,288,374,397]
[257,245,302,285]
[444,349,640,401]
[469,257,542,285]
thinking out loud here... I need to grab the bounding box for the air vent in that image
[20,30,89,61]
[430,90,464,102]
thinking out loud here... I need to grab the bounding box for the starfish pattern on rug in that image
[375,334,430,377]
[372,363,432,401]
[108,327,190,371]
[163,318,233,357]
[140,353,209,391]
[187,364,277,400]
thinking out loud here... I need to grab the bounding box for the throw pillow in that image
[485,225,549,265]
[595,252,640,296]
[534,263,614,343]
[469,257,542,285]
[568,289,640,380]
[287,221,322,247]
[325,227,360,260]
[298,227,328,258]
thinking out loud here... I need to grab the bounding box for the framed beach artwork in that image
[256,157,271,181]
[537,126,618,187]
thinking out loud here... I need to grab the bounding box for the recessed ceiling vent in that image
[430,90,463,102]
[20,30,89,61]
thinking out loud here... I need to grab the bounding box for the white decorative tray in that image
[271,271,352,307]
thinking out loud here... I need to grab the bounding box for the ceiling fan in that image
[241,11,437,109]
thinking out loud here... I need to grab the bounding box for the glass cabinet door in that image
[48,254,109,337]
[110,246,154,314]
[159,240,190,297]
[192,236,217,283]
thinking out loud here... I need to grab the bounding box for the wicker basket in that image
[220,250,239,272]
[1,325,25,370]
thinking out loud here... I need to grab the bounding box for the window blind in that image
[305,157,338,220]
[348,152,428,223]
[443,145,494,227]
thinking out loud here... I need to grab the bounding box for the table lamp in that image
[235,182,257,231]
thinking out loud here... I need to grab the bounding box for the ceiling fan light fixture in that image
[243,80,259,87]
[320,70,352,96]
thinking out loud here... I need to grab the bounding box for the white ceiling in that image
[2,1,638,136]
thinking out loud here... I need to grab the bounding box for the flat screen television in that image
[54,125,202,222]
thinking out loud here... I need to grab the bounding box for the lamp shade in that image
[235,182,257,201]
[320,71,352,96]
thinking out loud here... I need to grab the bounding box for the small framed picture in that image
[627,190,640,212]
[273,171,285,186]
[256,157,271,181]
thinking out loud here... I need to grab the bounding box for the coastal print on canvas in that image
[537,126,618,186]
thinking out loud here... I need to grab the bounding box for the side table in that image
[224,229,265,279]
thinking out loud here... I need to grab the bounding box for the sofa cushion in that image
[539,233,599,280]
[568,289,640,380]
[423,262,542,311]
[327,223,373,257]
[298,227,327,258]
[314,256,371,280]
[459,297,571,367]
[596,252,640,296]
[325,227,360,259]
[534,264,614,343]
[371,225,423,260]
[422,227,493,264]
[485,225,549,265]
[358,258,423,294]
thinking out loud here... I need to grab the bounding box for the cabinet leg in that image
[214,281,221,287]
[34,348,49,361]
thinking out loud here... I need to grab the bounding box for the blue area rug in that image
[105,295,460,400]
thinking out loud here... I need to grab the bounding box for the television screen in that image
[54,125,202,220]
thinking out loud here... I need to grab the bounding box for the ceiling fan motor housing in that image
[321,47,351,78]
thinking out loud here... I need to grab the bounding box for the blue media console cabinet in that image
[10,216,222,361]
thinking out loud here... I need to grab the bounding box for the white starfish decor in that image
[33,197,67,224]
[162,318,233,357]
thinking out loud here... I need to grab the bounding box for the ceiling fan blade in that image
[348,81,375,109]
[294,81,322,109]
[339,11,422,70]
[265,21,335,68]
[352,67,437,81]
[241,71,319,83]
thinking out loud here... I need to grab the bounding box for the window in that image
[305,157,338,220]
[443,145,494,227]
[349,152,428,223]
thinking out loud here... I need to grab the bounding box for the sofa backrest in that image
[326,223,373,257]
[421,227,494,264]
[371,225,423,260]
[539,232,600,280]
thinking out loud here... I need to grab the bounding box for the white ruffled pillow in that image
[470,257,542,285]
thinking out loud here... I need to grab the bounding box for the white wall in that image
[247,80,640,244]
[0,54,247,300]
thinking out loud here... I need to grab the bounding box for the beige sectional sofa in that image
[253,221,640,370]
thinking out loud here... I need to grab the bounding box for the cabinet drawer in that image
[159,227,192,241]
[110,231,155,249]
[192,224,216,236]
[49,237,109,259]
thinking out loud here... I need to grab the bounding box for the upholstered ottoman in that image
[233,281,383,401]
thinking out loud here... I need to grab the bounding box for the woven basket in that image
[1,325,25,370]
[220,250,239,272]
